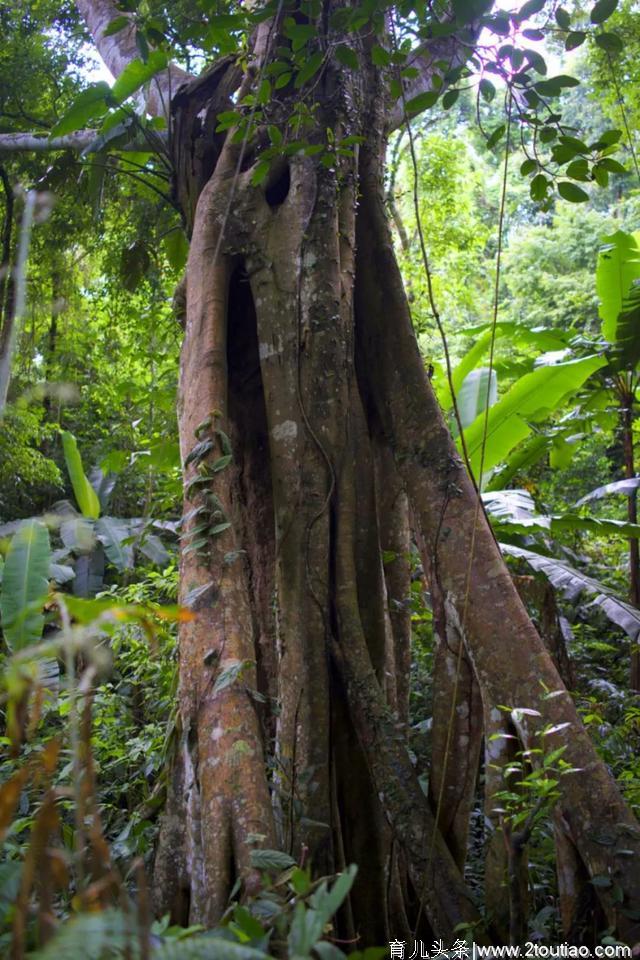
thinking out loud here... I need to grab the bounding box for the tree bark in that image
[153,140,276,925]
[31,0,640,945]
[621,400,640,690]
[354,143,640,942]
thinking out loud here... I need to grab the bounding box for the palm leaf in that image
[0,519,51,650]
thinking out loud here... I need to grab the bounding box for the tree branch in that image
[0,131,98,153]
[387,29,481,132]
[74,0,191,119]
[0,131,168,154]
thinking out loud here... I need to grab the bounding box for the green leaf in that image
[288,865,357,956]
[252,160,270,186]
[596,230,640,354]
[103,15,130,36]
[555,6,571,27]
[487,434,550,491]
[136,532,169,566]
[371,44,391,66]
[530,173,550,201]
[565,30,586,50]
[482,489,537,525]
[95,517,135,571]
[566,159,590,181]
[479,78,496,102]
[524,49,547,75]
[405,91,440,116]
[163,229,189,271]
[50,83,111,138]
[595,31,623,53]
[487,123,506,148]
[147,440,181,470]
[61,431,101,519]
[491,506,640,540]
[257,78,271,105]
[591,0,618,23]
[575,478,640,508]
[593,163,609,187]
[442,88,460,109]
[0,520,51,651]
[557,181,589,203]
[518,0,546,16]
[535,74,580,96]
[136,29,150,62]
[31,910,272,960]
[294,51,324,88]
[458,368,498,429]
[501,544,640,641]
[597,157,626,174]
[111,50,168,103]
[250,848,296,871]
[267,124,282,146]
[447,322,567,409]
[461,355,606,478]
[154,939,272,960]
[334,45,359,69]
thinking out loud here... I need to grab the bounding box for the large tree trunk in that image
[58,0,640,945]
[353,144,640,942]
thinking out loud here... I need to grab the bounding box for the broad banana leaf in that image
[136,532,170,566]
[0,519,51,650]
[463,354,605,480]
[502,542,640,641]
[60,515,97,554]
[492,512,640,539]
[89,465,117,510]
[482,489,537,522]
[438,322,568,411]
[49,562,75,584]
[484,489,640,538]
[458,367,497,429]
[73,547,105,598]
[95,516,135,571]
[575,477,640,508]
[597,229,640,338]
[61,430,101,519]
[485,434,550,492]
[613,282,640,369]
[30,907,273,960]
